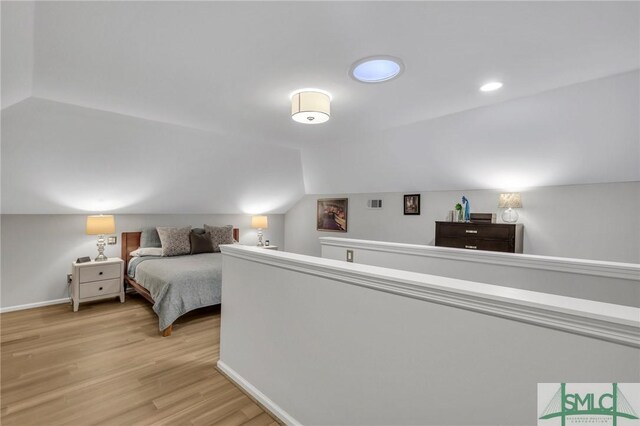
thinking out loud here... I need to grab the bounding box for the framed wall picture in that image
[404,194,420,215]
[317,198,348,232]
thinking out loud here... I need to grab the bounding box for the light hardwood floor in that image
[1,294,278,426]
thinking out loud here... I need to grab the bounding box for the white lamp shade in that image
[498,193,523,209]
[251,215,268,229]
[86,215,116,235]
[291,91,330,124]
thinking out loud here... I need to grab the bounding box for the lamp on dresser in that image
[498,193,522,223]
[86,214,116,261]
[251,215,268,247]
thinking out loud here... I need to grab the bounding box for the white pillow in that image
[130,247,163,257]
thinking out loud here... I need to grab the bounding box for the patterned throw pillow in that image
[203,224,234,252]
[156,226,191,257]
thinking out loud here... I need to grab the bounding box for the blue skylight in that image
[351,57,403,83]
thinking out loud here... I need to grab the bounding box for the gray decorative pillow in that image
[203,224,234,252]
[140,227,162,248]
[156,226,191,257]
[190,231,214,254]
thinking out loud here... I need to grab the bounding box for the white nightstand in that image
[71,257,124,312]
[261,245,278,250]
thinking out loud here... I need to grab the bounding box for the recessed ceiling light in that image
[480,81,503,92]
[350,56,404,83]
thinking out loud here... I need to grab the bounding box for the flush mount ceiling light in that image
[480,81,503,92]
[290,89,331,124]
[350,56,404,83]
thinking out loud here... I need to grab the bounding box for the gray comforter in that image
[128,253,222,330]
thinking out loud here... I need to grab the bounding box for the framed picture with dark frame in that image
[317,198,348,232]
[404,194,420,215]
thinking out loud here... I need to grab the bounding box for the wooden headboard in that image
[121,228,240,274]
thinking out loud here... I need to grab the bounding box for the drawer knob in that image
[465,245,477,249]
[465,230,478,234]
[99,287,103,291]
[99,271,103,275]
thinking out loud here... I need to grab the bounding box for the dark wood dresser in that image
[435,222,523,253]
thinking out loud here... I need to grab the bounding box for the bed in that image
[122,229,239,336]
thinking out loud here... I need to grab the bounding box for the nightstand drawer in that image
[80,279,121,298]
[79,263,121,283]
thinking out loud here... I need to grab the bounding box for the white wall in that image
[284,182,640,263]
[0,214,283,309]
[301,71,639,194]
[1,1,34,109]
[219,246,640,425]
[1,98,305,214]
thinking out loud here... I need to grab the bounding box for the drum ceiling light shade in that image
[291,90,331,124]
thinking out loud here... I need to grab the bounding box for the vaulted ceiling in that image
[2,1,638,213]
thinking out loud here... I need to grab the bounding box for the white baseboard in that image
[0,298,70,313]
[216,360,301,426]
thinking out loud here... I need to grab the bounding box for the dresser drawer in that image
[437,223,513,239]
[79,278,121,298]
[79,263,121,283]
[436,237,513,253]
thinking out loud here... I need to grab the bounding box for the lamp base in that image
[501,208,519,223]
[95,234,108,261]
[257,229,264,247]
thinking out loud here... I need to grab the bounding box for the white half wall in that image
[0,214,283,309]
[1,98,305,214]
[321,238,640,307]
[219,245,640,425]
[284,182,640,263]
[301,71,639,194]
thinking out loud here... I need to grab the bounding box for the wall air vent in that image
[367,199,383,209]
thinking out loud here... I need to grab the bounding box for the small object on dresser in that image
[265,240,270,246]
[76,256,91,264]
[447,210,455,222]
[469,213,496,224]
[454,203,463,222]
[461,196,471,222]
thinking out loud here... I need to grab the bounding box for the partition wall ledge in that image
[319,237,640,281]
[221,245,640,348]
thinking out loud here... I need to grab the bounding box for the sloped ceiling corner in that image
[1,1,35,109]
[2,1,639,210]
[301,71,640,194]
[1,98,305,214]
[27,1,640,147]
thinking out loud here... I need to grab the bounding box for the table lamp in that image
[86,215,116,261]
[498,193,522,223]
[251,215,268,247]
